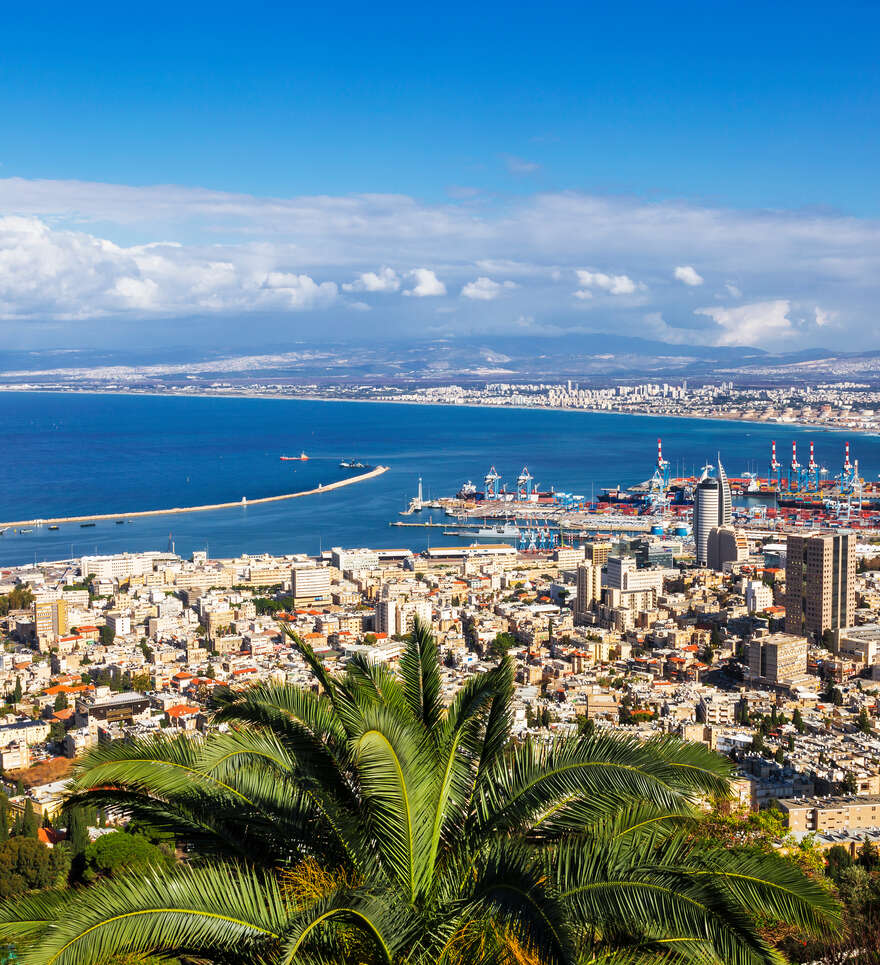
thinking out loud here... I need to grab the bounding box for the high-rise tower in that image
[716,454,732,526]
[693,477,719,566]
[694,455,733,566]
[785,531,855,640]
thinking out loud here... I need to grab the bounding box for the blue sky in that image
[0,0,878,351]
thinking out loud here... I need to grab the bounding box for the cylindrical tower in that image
[693,477,720,566]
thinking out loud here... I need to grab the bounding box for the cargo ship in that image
[280,452,309,461]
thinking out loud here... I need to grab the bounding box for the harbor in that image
[392,437,880,553]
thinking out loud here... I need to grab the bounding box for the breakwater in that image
[0,465,389,529]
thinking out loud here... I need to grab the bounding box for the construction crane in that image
[649,438,670,493]
[768,440,781,489]
[788,441,801,491]
[806,440,819,491]
[484,466,502,501]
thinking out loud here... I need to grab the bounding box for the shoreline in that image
[0,386,870,437]
[0,465,389,529]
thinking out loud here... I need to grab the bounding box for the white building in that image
[291,566,331,603]
[745,580,773,614]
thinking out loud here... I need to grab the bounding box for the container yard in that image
[400,437,880,553]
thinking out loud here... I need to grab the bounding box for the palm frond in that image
[212,681,347,747]
[465,843,576,965]
[279,888,410,964]
[6,863,288,965]
[475,733,730,837]
[349,706,437,901]
[398,617,443,731]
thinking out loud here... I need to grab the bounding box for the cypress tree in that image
[21,799,39,839]
[0,793,8,843]
[66,805,91,883]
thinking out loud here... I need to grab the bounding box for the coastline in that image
[0,465,389,529]
[0,385,868,438]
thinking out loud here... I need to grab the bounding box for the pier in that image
[0,465,390,530]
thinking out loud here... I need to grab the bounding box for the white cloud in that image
[460,277,518,300]
[639,312,694,344]
[342,266,400,293]
[574,269,638,297]
[0,215,337,319]
[0,177,879,348]
[503,155,540,175]
[404,268,446,297]
[814,306,837,327]
[674,265,704,287]
[694,300,793,347]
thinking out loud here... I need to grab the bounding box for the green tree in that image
[0,619,839,965]
[488,631,517,660]
[0,795,7,844]
[857,839,879,872]
[14,800,39,840]
[841,772,859,795]
[0,837,53,898]
[10,680,21,706]
[825,844,853,883]
[793,708,806,734]
[858,708,872,734]
[0,586,34,617]
[82,831,173,884]
[53,693,69,711]
[576,716,596,738]
[65,805,90,883]
[99,625,115,647]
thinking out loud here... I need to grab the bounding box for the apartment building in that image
[785,531,855,639]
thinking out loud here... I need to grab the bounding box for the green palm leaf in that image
[0,864,288,965]
[0,617,839,965]
[398,616,443,730]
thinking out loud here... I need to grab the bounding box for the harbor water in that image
[1,392,878,566]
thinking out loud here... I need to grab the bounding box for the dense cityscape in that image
[3,490,880,847]
[5,377,880,434]
[4,0,880,959]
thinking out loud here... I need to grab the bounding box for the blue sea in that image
[0,392,877,567]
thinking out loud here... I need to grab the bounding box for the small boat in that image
[80,522,96,528]
[280,452,309,461]
[115,520,125,525]
[19,528,32,534]
[48,525,59,530]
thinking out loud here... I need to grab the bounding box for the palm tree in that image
[0,619,837,964]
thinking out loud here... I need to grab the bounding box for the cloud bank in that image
[0,176,878,349]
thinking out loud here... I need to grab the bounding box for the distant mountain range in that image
[1,337,878,386]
